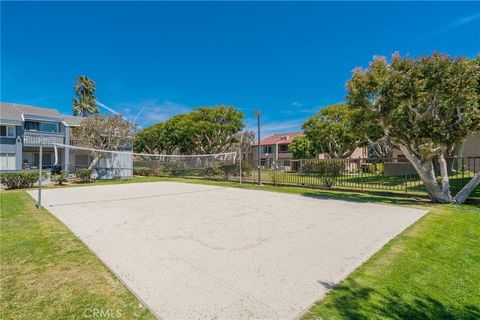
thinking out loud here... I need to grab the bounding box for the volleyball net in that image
[53,143,239,180]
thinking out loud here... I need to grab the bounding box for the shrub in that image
[204,163,225,178]
[239,162,253,177]
[0,171,43,189]
[376,163,384,174]
[76,169,95,183]
[300,160,345,187]
[50,165,62,175]
[133,167,153,176]
[300,160,345,175]
[362,163,375,173]
[51,170,68,185]
[362,162,384,174]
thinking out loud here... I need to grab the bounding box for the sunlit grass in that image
[0,191,155,320]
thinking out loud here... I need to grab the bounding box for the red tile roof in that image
[254,131,304,146]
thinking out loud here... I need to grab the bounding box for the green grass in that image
[3,177,479,319]
[242,170,480,198]
[302,204,480,320]
[0,190,155,320]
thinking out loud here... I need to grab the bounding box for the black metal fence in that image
[233,157,480,197]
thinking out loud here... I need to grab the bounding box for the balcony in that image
[23,131,65,147]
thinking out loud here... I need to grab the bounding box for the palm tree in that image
[72,76,99,117]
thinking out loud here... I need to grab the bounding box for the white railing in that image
[23,131,65,147]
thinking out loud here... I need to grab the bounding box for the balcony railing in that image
[23,131,65,147]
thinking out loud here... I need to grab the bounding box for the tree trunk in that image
[438,153,452,198]
[398,145,453,203]
[453,171,480,204]
[88,156,100,170]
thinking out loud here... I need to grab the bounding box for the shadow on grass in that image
[309,280,480,320]
[297,189,427,206]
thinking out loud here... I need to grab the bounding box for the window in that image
[279,144,289,153]
[25,121,40,131]
[33,153,53,168]
[25,121,59,132]
[41,122,59,133]
[262,146,274,154]
[0,125,15,137]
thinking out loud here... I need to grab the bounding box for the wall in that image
[463,132,480,157]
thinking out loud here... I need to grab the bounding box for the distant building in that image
[251,131,369,168]
[251,132,303,168]
[0,102,132,179]
[0,102,83,171]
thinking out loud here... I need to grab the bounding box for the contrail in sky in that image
[96,100,119,115]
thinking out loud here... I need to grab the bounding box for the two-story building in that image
[251,131,369,170]
[0,102,83,171]
[251,132,304,168]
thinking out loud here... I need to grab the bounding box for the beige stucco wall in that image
[463,132,480,157]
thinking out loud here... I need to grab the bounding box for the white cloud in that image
[116,99,191,126]
[428,13,480,37]
[291,102,302,107]
[280,102,319,115]
[246,118,304,138]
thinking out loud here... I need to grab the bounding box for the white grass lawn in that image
[29,182,426,319]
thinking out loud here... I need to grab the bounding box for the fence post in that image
[405,174,408,194]
[360,157,364,191]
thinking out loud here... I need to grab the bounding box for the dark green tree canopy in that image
[302,103,361,159]
[134,105,244,155]
[72,76,99,117]
[288,135,316,159]
[347,52,480,203]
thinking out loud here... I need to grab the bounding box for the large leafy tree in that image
[133,122,176,154]
[235,130,255,161]
[302,103,361,159]
[288,135,316,159]
[72,115,135,169]
[134,105,244,155]
[73,75,99,117]
[187,106,245,153]
[347,53,480,203]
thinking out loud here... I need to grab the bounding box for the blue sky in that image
[2,2,479,136]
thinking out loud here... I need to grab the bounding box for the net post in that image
[239,136,243,184]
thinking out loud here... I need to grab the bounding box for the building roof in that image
[12,103,62,118]
[0,103,23,123]
[0,102,81,126]
[254,131,304,146]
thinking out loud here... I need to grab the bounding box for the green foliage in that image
[204,163,225,178]
[288,136,317,159]
[133,167,153,176]
[134,106,244,155]
[134,122,176,154]
[347,53,480,160]
[347,52,480,202]
[0,171,42,189]
[51,170,68,185]
[72,75,98,117]
[300,160,345,187]
[303,104,361,159]
[76,169,95,183]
